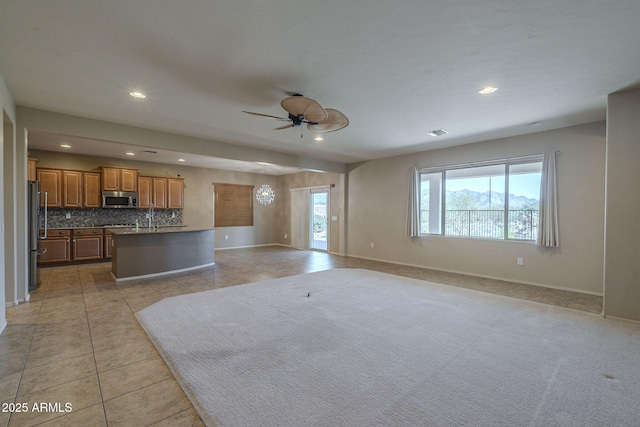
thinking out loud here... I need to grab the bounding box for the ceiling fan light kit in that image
[243,94,349,136]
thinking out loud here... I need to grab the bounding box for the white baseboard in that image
[346,253,604,297]
[602,314,640,323]
[0,320,6,335]
[211,245,597,297]
[215,243,282,251]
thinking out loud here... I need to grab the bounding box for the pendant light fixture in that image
[256,163,275,206]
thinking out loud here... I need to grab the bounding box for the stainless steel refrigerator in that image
[28,180,46,290]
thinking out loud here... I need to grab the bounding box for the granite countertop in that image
[106,226,214,235]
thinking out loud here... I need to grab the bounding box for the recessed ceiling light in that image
[60,144,71,148]
[314,136,324,141]
[129,91,146,99]
[426,129,449,137]
[478,86,498,95]
[178,158,186,162]
[126,152,135,156]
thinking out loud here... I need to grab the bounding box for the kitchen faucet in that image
[148,202,154,229]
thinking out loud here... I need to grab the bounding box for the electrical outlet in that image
[284,233,288,239]
[65,212,71,219]
[225,235,229,240]
[517,257,524,266]
[370,242,375,248]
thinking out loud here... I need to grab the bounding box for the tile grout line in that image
[78,265,110,427]
[6,288,45,426]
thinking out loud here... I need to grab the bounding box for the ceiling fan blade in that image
[307,109,349,132]
[281,96,328,123]
[274,124,295,130]
[242,111,290,121]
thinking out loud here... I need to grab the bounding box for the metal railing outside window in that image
[421,209,538,240]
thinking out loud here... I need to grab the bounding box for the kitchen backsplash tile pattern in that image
[45,209,183,228]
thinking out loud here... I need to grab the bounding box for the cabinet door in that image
[38,231,71,264]
[167,178,184,209]
[121,169,138,192]
[28,158,38,181]
[73,229,103,261]
[83,172,102,208]
[137,176,152,209]
[152,177,167,209]
[101,167,120,191]
[37,169,62,208]
[63,170,83,208]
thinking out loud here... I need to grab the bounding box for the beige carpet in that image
[136,268,640,427]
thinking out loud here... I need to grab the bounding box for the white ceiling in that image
[2,1,640,173]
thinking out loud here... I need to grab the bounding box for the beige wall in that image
[604,88,640,321]
[29,150,278,249]
[347,122,607,295]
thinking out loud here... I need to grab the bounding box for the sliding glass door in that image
[310,190,328,251]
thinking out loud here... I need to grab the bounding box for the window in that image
[418,157,542,240]
[214,183,254,227]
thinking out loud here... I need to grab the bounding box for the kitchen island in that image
[108,226,215,281]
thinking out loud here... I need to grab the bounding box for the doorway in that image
[310,190,329,251]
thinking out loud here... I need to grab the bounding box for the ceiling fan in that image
[243,94,349,136]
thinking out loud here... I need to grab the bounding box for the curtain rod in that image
[416,152,547,173]
[289,184,335,192]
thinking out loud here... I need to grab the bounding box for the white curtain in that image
[407,167,420,237]
[290,189,310,249]
[537,150,559,247]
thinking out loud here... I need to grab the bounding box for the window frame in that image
[417,155,542,241]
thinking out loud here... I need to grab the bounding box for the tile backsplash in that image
[45,208,183,228]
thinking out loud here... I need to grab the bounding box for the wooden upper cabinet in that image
[137,176,152,209]
[101,167,137,191]
[83,172,102,208]
[167,178,184,209]
[152,177,167,209]
[28,158,38,181]
[101,167,120,191]
[63,170,83,208]
[121,168,137,192]
[37,169,62,208]
[62,170,102,208]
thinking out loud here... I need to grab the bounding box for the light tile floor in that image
[1,246,602,426]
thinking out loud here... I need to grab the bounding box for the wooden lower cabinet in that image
[38,230,71,264]
[72,229,103,261]
[39,228,110,265]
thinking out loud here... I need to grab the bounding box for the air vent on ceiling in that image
[426,129,449,137]
[142,150,158,154]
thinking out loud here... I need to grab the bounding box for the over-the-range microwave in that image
[102,191,138,208]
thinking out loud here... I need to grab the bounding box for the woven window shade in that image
[214,183,254,227]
